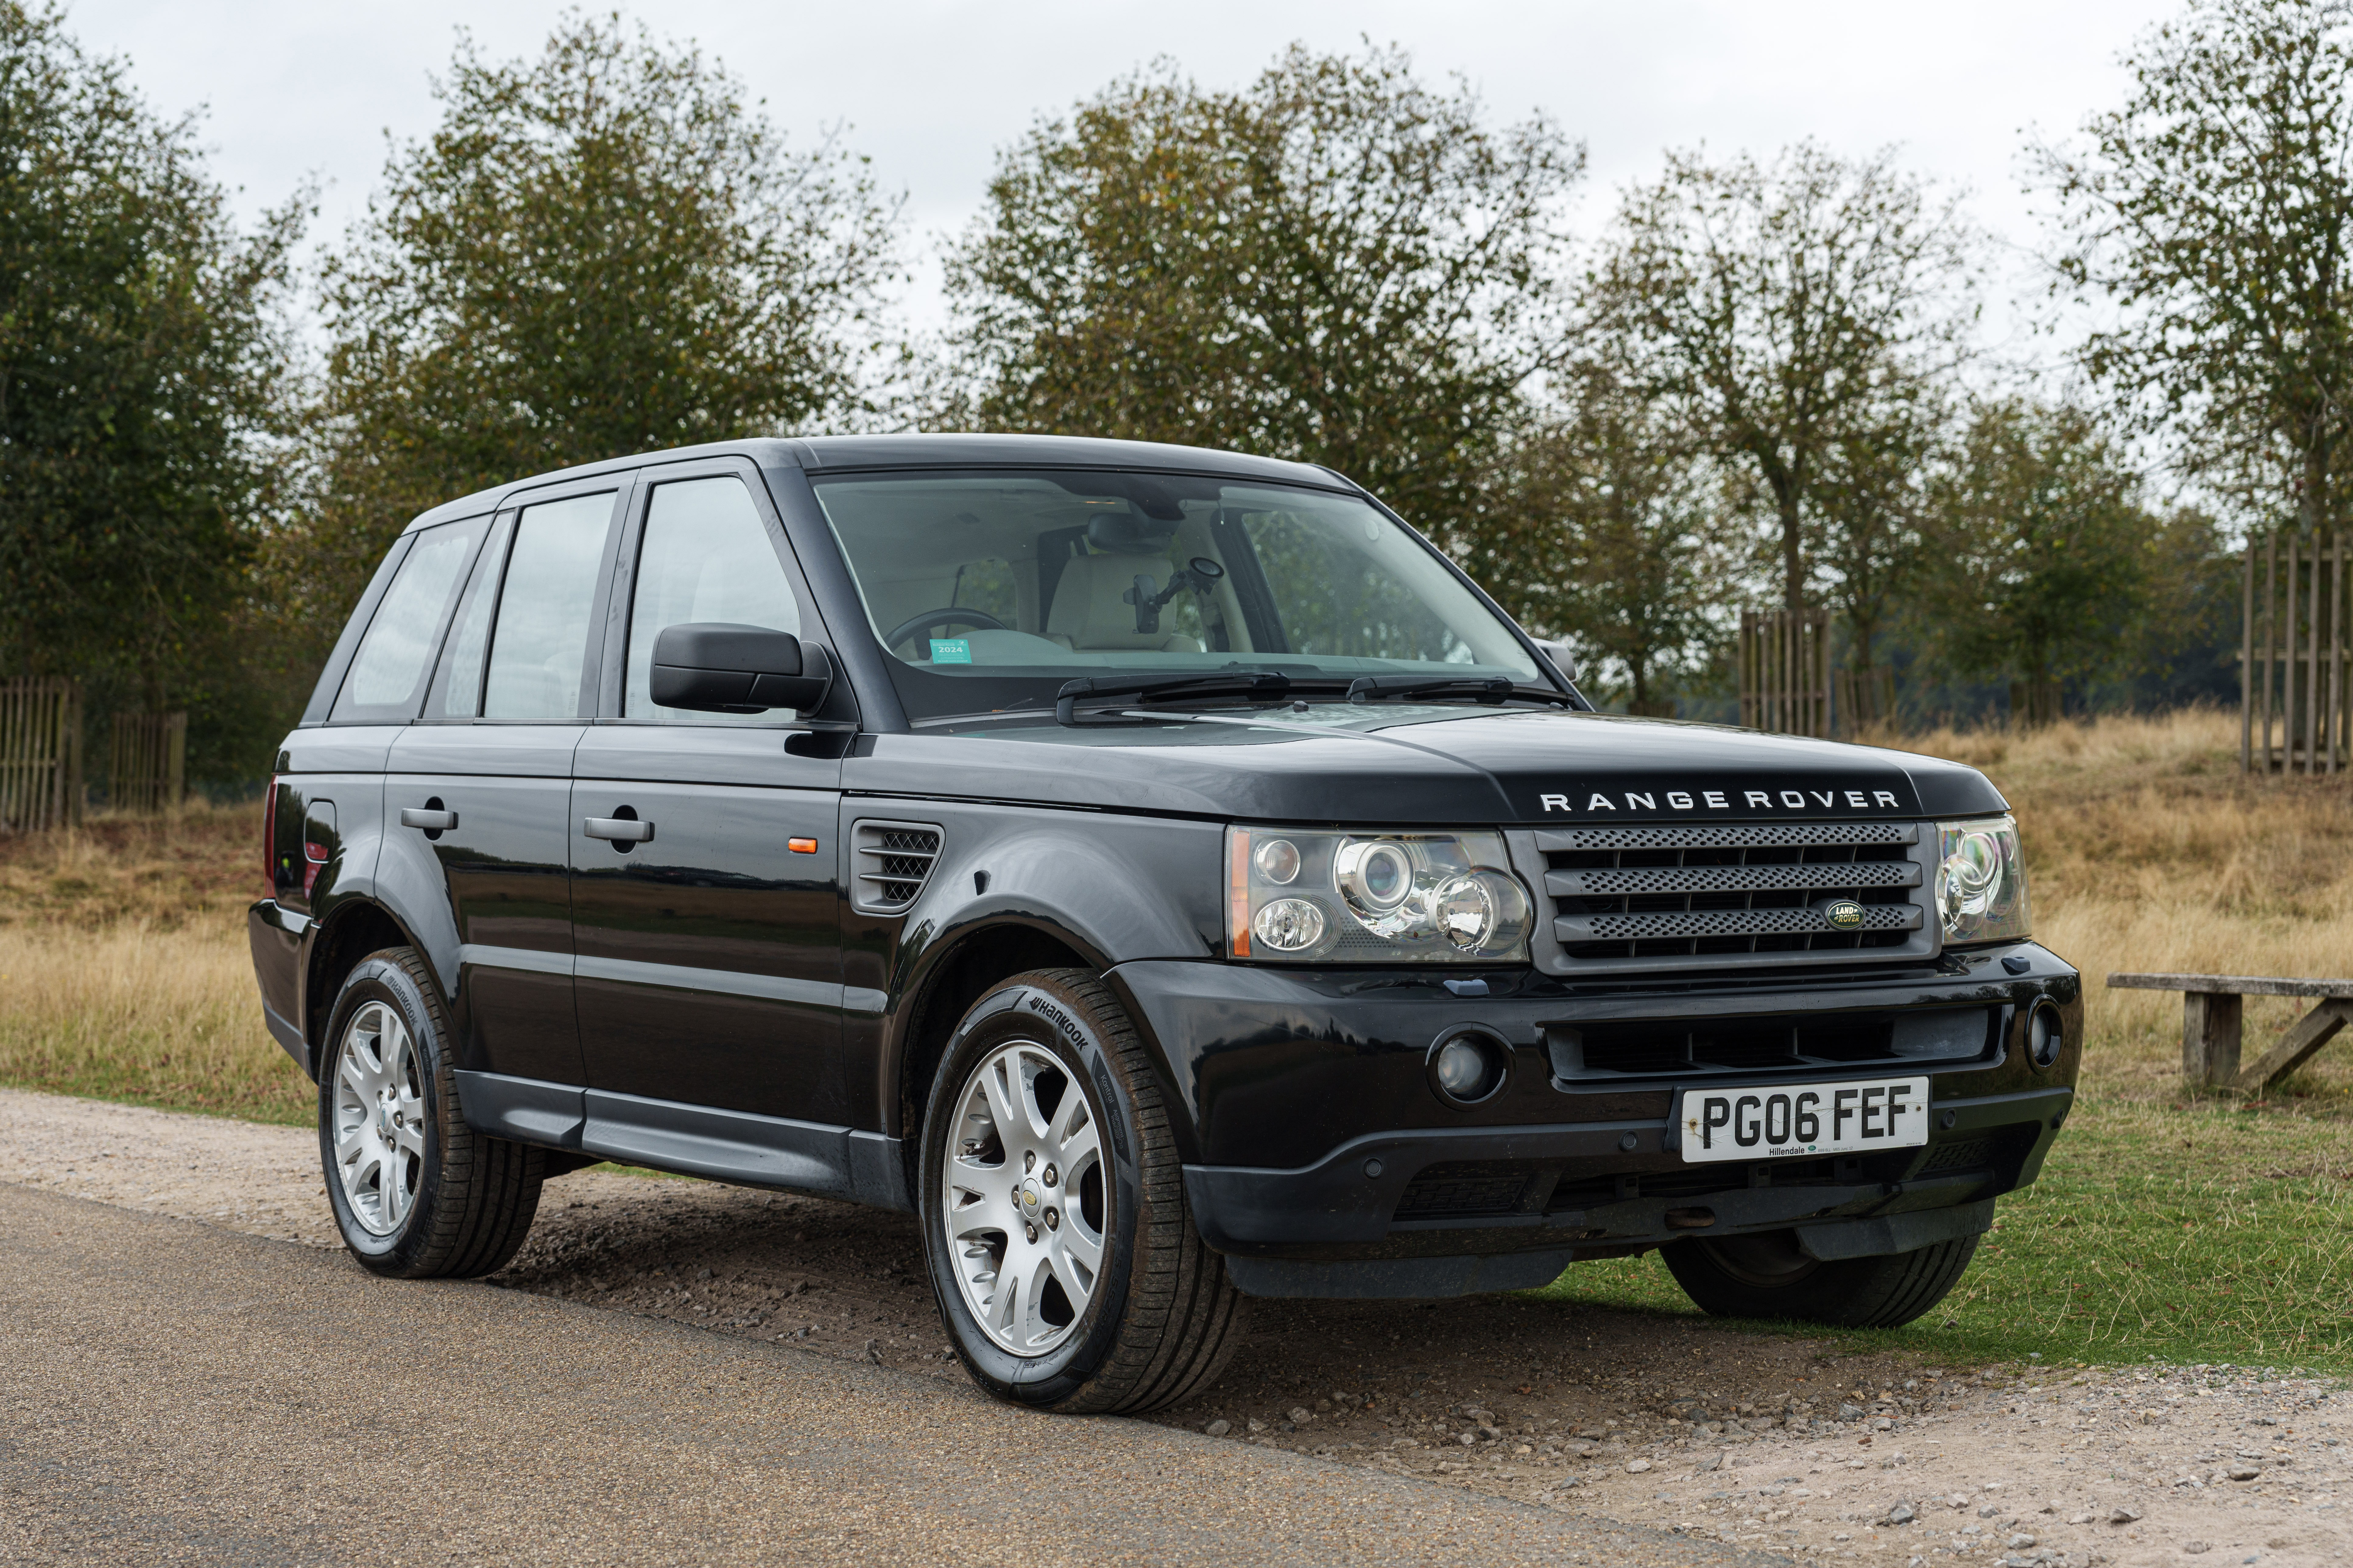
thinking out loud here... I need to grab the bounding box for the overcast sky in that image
[65,0,2179,345]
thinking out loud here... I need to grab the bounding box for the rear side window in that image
[625,477,802,724]
[425,512,515,718]
[483,492,616,720]
[330,516,489,722]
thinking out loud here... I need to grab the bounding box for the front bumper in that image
[1104,943,2080,1296]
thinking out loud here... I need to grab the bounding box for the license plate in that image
[1674,1077,1929,1163]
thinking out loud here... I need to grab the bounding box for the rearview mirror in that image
[1531,638,1577,685]
[650,623,834,715]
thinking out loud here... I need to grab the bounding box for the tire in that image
[318,947,545,1279]
[918,969,1247,1414]
[1661,1227,1980,1329]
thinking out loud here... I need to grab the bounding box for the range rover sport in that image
[248,434,2080,1413]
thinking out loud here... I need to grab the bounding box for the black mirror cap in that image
[1531,638,1577,684]
[649,622,834,714]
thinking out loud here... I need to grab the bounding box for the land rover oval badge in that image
[1825,898,1865,930]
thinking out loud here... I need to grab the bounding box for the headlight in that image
[1935,814,2030,944]
[1227,827,1531,962]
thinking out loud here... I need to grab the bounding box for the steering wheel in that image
[885,607,1009,654]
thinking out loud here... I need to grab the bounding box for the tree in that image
[1583,142,1979,619]
[303,11,900,624]
[2039,0,2353,536]
[1804,390,1939,693]
[1922,400,2159,719]
[1484,370,1730,715]
[942,44,1580,537]
[0,0,299,716]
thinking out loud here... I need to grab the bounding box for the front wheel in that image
[1662,1227,1979,1328]
[919,970,1247,1413]
[319,947,545,1278]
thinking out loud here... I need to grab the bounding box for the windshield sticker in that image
[928,638,973,664]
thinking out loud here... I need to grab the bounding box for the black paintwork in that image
[247,434,2079,1289]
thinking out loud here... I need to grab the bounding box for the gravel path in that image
[6,1087,2349,1567]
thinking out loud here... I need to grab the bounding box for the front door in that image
[566,468,849,1177]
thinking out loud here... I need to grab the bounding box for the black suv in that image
[249,435,2079,1413]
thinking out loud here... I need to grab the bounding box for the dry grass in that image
[0,802,310,1123]
[1876,707,2353,1111]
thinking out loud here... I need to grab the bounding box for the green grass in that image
[1530,1090,2353,1373]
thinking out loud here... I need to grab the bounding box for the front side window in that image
[331,515,489,722]
[811,470,1537,720]
[483,492,616,720]
[625,477,803,724]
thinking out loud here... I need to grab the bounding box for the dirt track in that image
[5,1087,2348,1567]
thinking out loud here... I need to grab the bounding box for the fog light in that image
[1251,896,1326,952]
[1429,1030,1506,1104]
[2028,1001,2064,1068]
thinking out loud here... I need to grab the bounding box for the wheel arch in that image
[302,897,432,1079]
[884,915,1207,1209]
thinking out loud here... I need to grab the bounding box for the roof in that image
[401,433,1352,534]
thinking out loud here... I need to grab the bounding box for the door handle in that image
[400,807,458,831]
[583,816,655,843]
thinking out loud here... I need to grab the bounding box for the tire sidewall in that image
[317,953,456,1275]
[919,978,1145,1408]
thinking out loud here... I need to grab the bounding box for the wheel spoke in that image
[392,1120,426,1158]
[1050,1218,1103,1287]
[979,1057,1023,1144]
[1011,1050,1055,1141]
[1050,1094,1099,1169]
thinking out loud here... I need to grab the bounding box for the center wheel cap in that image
[1018,1177,1042,1215]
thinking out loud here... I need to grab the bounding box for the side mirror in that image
[650,623,834,715]
[1531,638,1577,685]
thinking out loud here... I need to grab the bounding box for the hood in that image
[846,707,2009,825]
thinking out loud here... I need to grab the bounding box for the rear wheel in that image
[319,947,544,1278]
[919,969,1247,1413]
[1662,1227,1979,1328]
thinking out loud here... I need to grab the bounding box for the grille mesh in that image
[852,820,941,913]
[1563,905,1922,942]
[1536,819,1927,963]
[1536,823,1918,852]
[1551,861,1920,897]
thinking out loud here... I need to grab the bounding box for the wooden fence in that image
[2242,529,2348,775]
[1833,665,1895,733]
[109,712,187,814]
[0,678,84,831]
[1738,607,1832,738]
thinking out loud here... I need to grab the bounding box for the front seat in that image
[1047,553,1205,653]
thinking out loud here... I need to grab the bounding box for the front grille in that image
[1511,822,1935,976]
[851,820,942,914]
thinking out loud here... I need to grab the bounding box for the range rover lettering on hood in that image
[1527,775,1924,821]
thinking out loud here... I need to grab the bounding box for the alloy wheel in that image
[941,1039,1108,1356]
[332,1000,425,1236]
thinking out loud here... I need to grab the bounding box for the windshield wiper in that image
[1055,670,1295,725]
[1345,675,1579,708]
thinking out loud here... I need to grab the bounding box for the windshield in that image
[812,469,1542,720]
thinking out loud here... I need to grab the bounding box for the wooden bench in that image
[2106,973,2353,1093]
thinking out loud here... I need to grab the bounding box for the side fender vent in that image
[852,820,942,914]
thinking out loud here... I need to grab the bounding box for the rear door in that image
[380,478,630,1142]
[567,460,851,1181]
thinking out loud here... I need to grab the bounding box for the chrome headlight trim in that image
[1934,814,2030,945]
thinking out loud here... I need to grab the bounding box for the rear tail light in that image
[262,776,280,895]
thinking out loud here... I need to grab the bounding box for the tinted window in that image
[811,470,1537,721]
[484,492,615,720]
[625,477,803,724]
[331,516,488,722]
[427,512,515,718]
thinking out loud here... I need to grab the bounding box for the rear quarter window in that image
[330,516,489,723]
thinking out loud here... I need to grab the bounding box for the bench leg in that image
[2183,992,2243,1088]
[2230,999,2353,1096]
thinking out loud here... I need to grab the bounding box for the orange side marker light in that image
[789,837,819,854]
